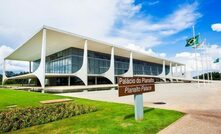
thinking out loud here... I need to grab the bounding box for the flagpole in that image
[208,43,213,83]
[200,37,205,85]
[204,40,210,84]
[192,25,199,86]
[199,34,205,85]
[201,56,205,85]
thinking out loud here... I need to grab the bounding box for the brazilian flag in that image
[213,58,219,63]
[185,35,199,47]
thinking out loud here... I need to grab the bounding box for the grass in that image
[0,89,68,110]
[0,88,184,134]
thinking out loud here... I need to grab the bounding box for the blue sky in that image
[133,0,221,56]
[0,0,220,73]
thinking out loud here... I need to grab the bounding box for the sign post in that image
[118,77,155,121]
[134,94,143,120]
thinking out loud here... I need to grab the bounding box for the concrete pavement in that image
[58,83,221,134]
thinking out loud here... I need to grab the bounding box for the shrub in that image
[0,102,96,133]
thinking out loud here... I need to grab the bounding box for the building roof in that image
[5,25,184,66]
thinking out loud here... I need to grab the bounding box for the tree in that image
[197,72,221,80]
[3,71,29,85]
[0,74,2,85]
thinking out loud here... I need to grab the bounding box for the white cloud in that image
[0,0,121,42]
[171,44,221,76]
[0,45,13,60]
[122,2,200,32]
[146,48,167,58]
[206,44,221,57]
[169,36,188,44]
[0,0,201,49]
[211,23,221,32]
[0,45,28,73]
[0,0,202,73]
[109,2,201,48]
[124,44,166,58]
[148,1,160,6]
[5,60,29,73]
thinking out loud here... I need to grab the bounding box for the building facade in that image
[2,26,187,89]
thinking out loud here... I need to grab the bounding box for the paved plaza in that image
[58,83,221,134]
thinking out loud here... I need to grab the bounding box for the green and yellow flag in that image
[185,35,199,47]
[213,58,219,63]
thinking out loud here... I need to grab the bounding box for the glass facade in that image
[165,66,170,75]
[33,47,83,73]
[33,47,166,76]
[114,56,129,75]
[88,51,110,74]
[133,59,163,75]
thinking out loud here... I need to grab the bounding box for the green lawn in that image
[0,89,68,110]
[0,88,183,134]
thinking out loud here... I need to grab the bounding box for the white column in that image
[2,59,7,85]
[175,64,178,76]
[180,65,183,77]
[103,47,115,84]
[159,60,165,76]
[41,29,46,88]
[169,62,172,76]
[29,61,32,73]
[175,64,178,81]
[160,60,165,76]
[28,61,32,85]
[179,65,182,77]
[33,28,46,91]
[184,65,187,78]
[123,52,133,77]
[159,60,166,82]
[168,62,173,82]
[68,76,71,86]
[95,76,97,85]
[75,40,88,86]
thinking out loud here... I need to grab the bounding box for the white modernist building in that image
[2,26,189,91]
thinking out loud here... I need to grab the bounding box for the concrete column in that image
[159,60,166,82]
[41,29,46,89]
[123,52,133,77]
[29,61,32,73]
[75,40,88,86]
[28,61,32,85]
[168,62,173,82]
[103,47,115,84]
[180,65,183,76]
[175,64,178,76]
[2,59,7,85]
[184,65,186,77]
[175,64,178,81]
[169,62,172,76]
[181,66,182,76]
[95,76,97,85]
[179,65,182,77]
[162,60,165,76]
[33,28,46,92]
[68,76,71,86]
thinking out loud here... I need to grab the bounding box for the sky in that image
[0,0,220,76]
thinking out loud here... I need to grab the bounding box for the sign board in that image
[118,77,155,97]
